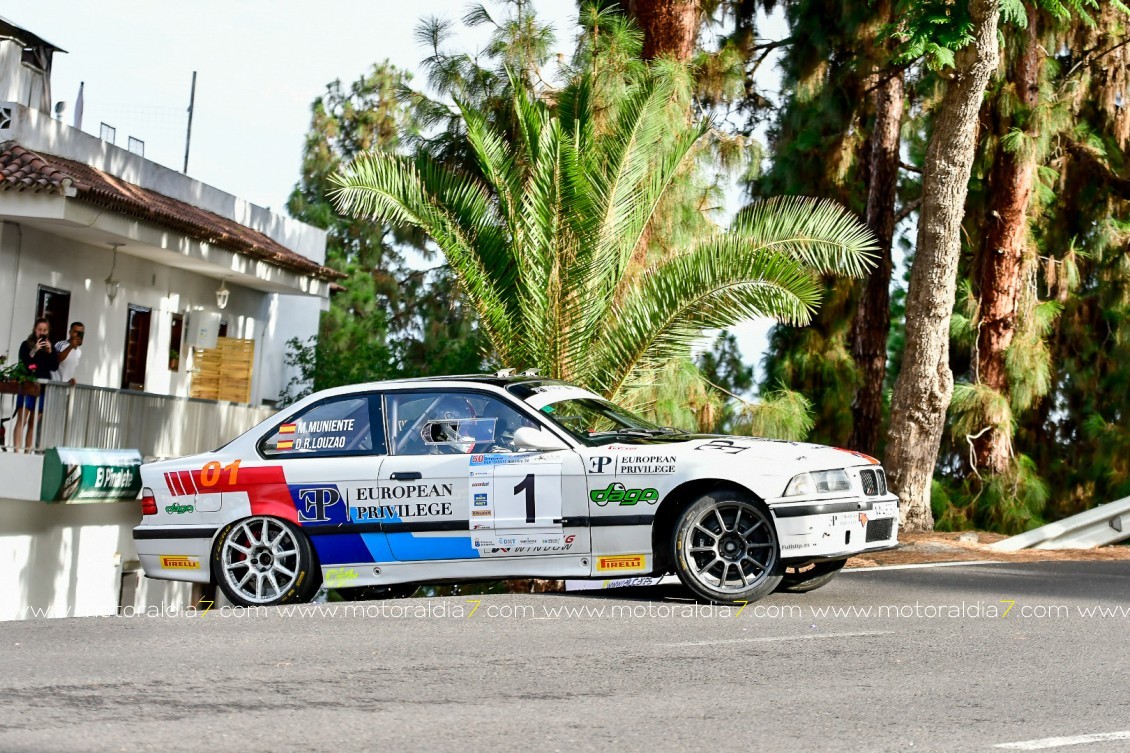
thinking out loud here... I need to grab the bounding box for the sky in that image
[10,0,781,383]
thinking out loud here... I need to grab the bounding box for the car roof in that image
[331,374,570,392]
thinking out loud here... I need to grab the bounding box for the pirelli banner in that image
[40,448,143,503]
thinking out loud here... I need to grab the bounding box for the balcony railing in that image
[3,381,275,460]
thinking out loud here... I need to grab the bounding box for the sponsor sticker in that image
[160,555,200,570]
[589,482,659,507]
[297,487,341,522]
[472,510,492,517]
[474,493,489,506]
[165,503,194,515]
[596,555,646,573]
[617,455,676,474]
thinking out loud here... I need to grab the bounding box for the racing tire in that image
[777,558,847,594]
[336,584,418,602]
[671,489,783,604]
[212,516,321,607]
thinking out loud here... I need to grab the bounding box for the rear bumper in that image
[770,494,899,561]
[132,525,216,584]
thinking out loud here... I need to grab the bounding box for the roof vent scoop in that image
[495,368,516,377]
[522,368,539,376]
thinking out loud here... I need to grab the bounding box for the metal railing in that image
[5,381,275,460]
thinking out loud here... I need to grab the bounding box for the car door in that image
[380,389,585,561]
[255,392,388,568]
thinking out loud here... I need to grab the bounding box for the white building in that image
[0,17,338,620]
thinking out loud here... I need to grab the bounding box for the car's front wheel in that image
[672,489,782,604]
[213,516,320,607]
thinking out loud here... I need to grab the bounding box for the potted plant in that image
[0,359,38,395]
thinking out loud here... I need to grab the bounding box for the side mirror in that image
[512,426,569,452]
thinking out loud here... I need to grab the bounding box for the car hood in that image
[592,434,879,495]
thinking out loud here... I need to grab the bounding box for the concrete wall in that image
[0,493,193,621]
[0,102,326,263]
[0,42,48,111]
[0,222,319,405]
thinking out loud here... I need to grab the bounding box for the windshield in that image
[507,380,687,445]
[537,398,662,444]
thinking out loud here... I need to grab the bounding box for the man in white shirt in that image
[51,321,85,384]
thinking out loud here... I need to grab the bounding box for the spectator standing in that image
[13,317,58,451]
[51,321,85,384]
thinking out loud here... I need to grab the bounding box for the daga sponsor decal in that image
[165,503,194,514]
[596,554,646,572]
[160,555,200,570]
[589,482,658,507]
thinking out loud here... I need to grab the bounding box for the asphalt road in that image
[2,561,1128,753]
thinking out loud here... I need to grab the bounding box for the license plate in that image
[871,501,897,517]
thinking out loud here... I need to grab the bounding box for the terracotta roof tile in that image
[0,141,343,282]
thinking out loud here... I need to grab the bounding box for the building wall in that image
[0,494,194,621]
[0,222,319,405]
[1,103,327,264]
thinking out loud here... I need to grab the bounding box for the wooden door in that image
[121,305,151,390]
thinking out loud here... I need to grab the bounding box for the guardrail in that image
[989,496,1130,551]
[4,381,274,460]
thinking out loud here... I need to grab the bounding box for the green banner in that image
[40,448,143,503]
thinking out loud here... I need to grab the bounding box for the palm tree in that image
[331,68,877,401]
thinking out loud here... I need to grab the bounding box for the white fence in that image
[9,381,275,460]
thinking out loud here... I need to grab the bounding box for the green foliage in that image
[949,381,1014,451]
[332,61,876,401]
[731,386,815,441]
[0,359,33,383]
[932,455,1048,534]
[622,358,724,433]
[285,62,483,403]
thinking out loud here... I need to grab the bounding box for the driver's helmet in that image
[420,396,477,453]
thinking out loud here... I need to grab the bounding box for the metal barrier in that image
[12,381,275,460]
[989,496,1130,551]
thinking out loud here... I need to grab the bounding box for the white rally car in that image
[134,375,899,606]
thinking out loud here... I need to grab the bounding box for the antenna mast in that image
[183,71,197,174]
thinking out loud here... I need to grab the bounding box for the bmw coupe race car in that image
[134,375,899,606]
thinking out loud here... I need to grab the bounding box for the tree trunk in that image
[884,0,1001,531]
[626,0,699,62]
[1087,3,1130,150]
[851,10,905,456]
[972,6,1040,474]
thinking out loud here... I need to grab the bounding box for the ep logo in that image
[588,456,614,474]
[298,487,341,522]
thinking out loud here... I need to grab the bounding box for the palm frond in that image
[731,196,878,278]
[593,243,824,398]
[330,152,518,361]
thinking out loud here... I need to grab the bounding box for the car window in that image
[385,391,539,456]
[262,395,384,458]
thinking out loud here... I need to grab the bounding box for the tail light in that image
[141,487,157,516]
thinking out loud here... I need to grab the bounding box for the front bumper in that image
[770,494,899,562]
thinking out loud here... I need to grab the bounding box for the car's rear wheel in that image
[777,558,847,593]
[336,584,418,601]
[213,516,320,607]
[671,489,782,604]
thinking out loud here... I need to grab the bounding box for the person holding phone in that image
[51,321,85,384]
[12,317,58,451]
